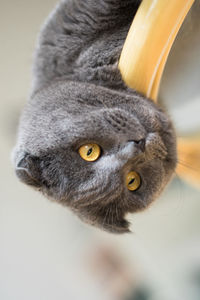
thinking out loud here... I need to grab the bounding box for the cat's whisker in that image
[177,159,200,172]
[106,206,111,228]
[115,202,119,221]
[111,206,115,231]
[102,205,110,228]
[171,169,187,216]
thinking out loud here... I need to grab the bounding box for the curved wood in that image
[119,0,195,101]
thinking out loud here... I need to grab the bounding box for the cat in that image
[12,0,177,233]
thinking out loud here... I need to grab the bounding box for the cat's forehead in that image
[31,80,147,110]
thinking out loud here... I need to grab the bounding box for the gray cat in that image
[12,0,177,233]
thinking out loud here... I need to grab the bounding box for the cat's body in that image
[13,0,177,233]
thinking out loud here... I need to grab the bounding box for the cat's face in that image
[13,81,177,233]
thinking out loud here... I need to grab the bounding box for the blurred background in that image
[0,1,200,299]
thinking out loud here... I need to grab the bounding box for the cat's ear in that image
[15,153,42,188]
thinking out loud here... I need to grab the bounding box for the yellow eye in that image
[79,143,101,162]
[126,171,141,191]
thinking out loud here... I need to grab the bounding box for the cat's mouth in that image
[116,132,168,165]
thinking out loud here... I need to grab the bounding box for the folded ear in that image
[15,153,42,188]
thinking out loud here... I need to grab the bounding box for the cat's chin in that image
[80,213,131,234]
[101,219,131,234]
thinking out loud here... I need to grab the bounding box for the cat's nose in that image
[118,138,146,161]
[128,138,146,152]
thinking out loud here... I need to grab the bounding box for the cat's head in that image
[13,81,177,233]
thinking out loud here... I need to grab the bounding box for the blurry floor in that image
[1,1,200,300]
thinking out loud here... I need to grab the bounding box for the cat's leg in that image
[33,0,141,93]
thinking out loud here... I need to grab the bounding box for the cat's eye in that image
[126,171,141,191]
[79,143,101,162]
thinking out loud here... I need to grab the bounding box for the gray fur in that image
[13,0,177,233]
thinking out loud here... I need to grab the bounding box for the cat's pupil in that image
[87,148,93,156]
[128,178,135,185]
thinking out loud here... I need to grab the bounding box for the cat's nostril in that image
[137,139,146,152]
[128,139,146,152]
